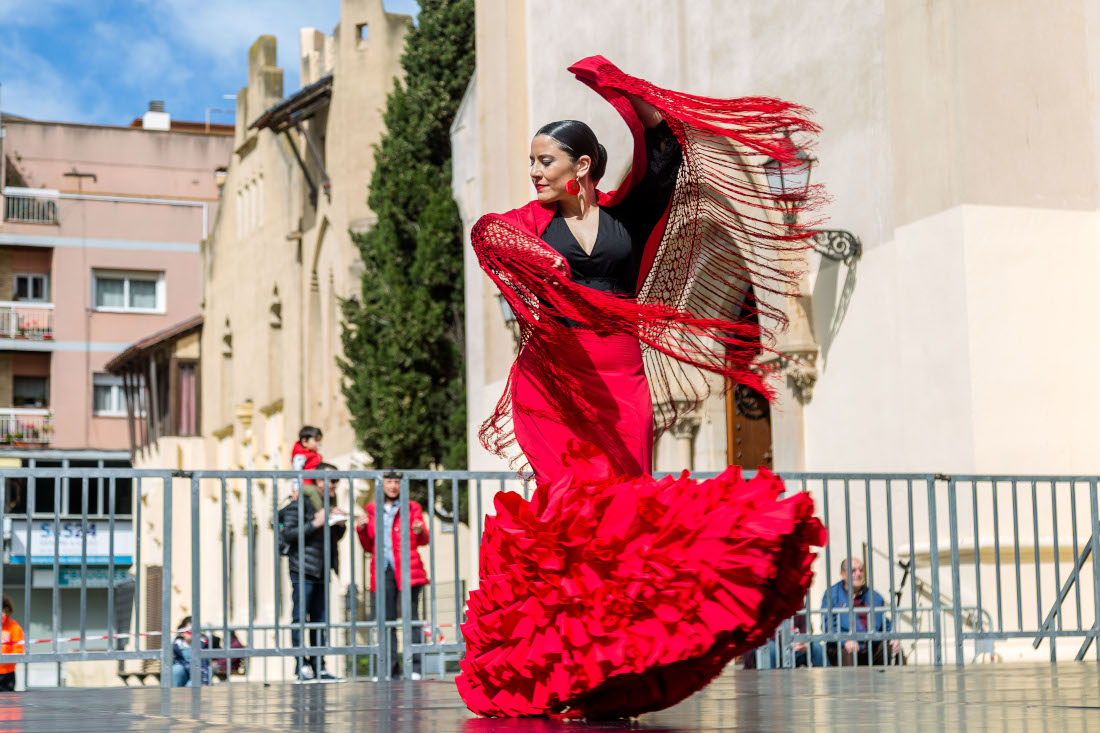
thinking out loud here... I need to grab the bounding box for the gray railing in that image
[2,188,59,224]
[0,301,55,341]
[0,468,1097,688]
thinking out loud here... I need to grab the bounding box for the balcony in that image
[2,187,60,225]
[0,301,54,340]
[0,407,53,446]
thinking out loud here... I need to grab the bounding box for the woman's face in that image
[529,135,589,203]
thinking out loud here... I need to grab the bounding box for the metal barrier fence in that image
[0,468,1097,688]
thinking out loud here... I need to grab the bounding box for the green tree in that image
[340,0,473,519]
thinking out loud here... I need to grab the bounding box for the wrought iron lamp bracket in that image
[811,229,862,264]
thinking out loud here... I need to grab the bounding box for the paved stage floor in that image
[1,663,1098,731]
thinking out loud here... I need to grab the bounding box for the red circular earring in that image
[565,179,581,196]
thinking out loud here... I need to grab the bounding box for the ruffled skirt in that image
[456,444,826,719]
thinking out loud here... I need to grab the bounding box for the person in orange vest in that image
[0,595,24,691]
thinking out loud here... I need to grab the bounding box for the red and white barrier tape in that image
[5,630,164,648]
[3,624,461,649]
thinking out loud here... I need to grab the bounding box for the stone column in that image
[759,347,817,472]
[669,414,702,471]
[758,291,821,473]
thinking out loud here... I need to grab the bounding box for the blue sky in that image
[0,0,420,127]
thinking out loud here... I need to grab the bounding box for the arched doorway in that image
[726,381,772,470]
[726,293,773,470]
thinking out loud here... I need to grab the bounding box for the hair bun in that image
[533,120,608,184]
[591,143,608,183]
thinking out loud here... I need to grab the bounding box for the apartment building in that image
[0,107,230,462]
[0,104,232,686]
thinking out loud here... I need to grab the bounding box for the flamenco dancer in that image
[456,56,827,719]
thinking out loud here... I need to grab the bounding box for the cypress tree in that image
[340,0,474,516]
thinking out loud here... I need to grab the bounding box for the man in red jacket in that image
[356,470,430,679]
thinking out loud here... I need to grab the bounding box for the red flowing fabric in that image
[456,444,826,719]
[513,330,652,482]
[473,56,824,465]
[458,56,827,719]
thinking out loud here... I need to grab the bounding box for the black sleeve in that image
[280,501,317,549]
[612,120,683,247]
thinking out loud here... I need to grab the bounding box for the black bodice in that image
[541,121,682,296]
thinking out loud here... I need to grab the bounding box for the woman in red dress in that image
[457,56,826,719]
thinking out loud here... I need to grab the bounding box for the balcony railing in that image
[0,408,53,445]
[2,187,60,224]
[0,302,54,340]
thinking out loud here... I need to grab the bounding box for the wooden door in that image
[726,381,773,470]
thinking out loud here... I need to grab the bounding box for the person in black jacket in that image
[280,463,347,681]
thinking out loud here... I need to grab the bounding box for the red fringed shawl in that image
[473,56,823,465]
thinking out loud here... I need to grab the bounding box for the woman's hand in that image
[626,93,663,128]
[354,511,368,529]
[545,257,569,289]
[412,519,425,535]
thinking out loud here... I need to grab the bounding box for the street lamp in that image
[763,148,815,227]
[497,293,517,325]
[763,145,862,265]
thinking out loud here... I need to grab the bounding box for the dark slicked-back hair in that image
[535,119,608,183]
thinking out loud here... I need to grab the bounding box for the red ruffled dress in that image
[457,57,827,719]
[457,445,824,719]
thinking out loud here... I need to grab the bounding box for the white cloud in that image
[0,0,419,124]
[143,0,418,94]
[0,0,83,28]
[0,33,112,122]
[143,0,346,94]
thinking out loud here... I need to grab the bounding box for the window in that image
[244,183,252,233]
[236,190,244,237]
[13,273,49,302]
[92,373,147,417]
[236,179,264,236]
[13,376,48,408]
[177,362,198,435]
[93,374,127,416]
[93,271,164,313]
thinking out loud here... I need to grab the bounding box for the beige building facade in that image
[204,0,411,471]
[454,0,1100,662]
[120,0,472,685]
